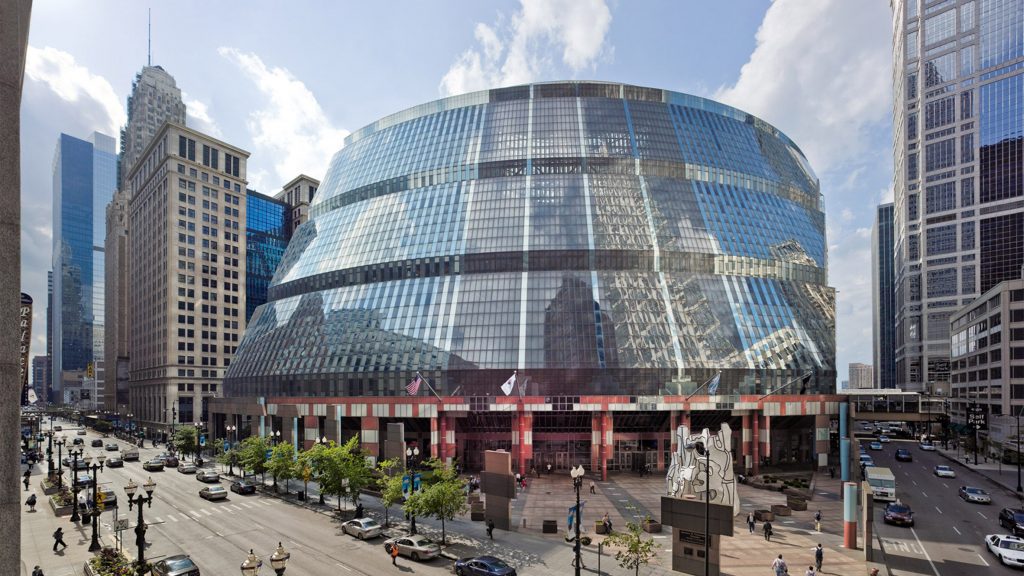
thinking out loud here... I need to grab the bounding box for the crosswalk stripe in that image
[213,507,224,513]
[155,517,163,523]
[231,504,244,511]
[167,515,178,522]
[242,502,255,508]
[202,509,212,516]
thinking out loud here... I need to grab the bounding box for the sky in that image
[20,0,895,387]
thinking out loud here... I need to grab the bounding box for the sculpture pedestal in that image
[661,497,734,576]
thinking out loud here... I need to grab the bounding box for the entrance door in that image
[556,452,569,470]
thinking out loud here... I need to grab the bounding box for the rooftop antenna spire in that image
[147,8,151,66]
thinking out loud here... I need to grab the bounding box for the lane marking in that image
[978,512,987,520]
[943,483,949,489]
[242,502,255,508]
[167,515,178,522]
[953,526,961,535]
[336,564,352,572]
[155,517,163,523]
[913,480,918,486]
[922,492,928,498]
[977,553,989,567]
[910,527,942,576]
[202,509,212,516]
[231,504,244,511]
[935,506,943,514]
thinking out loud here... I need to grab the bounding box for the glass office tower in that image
[52,131,117,402]
[892,0,1023,392]
[245,190,290,322]
[873,203,896,389]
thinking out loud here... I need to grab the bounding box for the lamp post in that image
[125,477,156,576]
[269,430,281,446]
[68,446,84,522]
[54,437,66,490]
[406,446,420,470]
[240,543,290,576]
[46,430,54,475]
[570,464,585,576]
[314,436,328,504]
[87,453,107,551]
[227,425,238,476]
[126,412,134,442]
[194,422,204,463]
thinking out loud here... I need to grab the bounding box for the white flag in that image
[27,388,38,404]
[500,371,517,396]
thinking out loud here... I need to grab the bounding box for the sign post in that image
[968,404,987,466]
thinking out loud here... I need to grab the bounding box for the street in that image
[869,439,1022,576]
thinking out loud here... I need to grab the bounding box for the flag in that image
[27,388,38,404]
[568,502,584,530]
[707,372,721,396]
[500,371,517,396]
[406,374,422,396]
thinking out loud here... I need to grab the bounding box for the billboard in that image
[19,293,32,404]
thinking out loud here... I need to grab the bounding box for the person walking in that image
[26,493,37,512]
[813,543,824,571]
[23,470,30,490]
[589,480,596,495]
[602,512,613,534]
[747,512,756,534]
[355,503,364,518]
[390,543,399,566]
[32,566,44,576]
[486,518,495,539]
[814,510,822,532]
[771,554,787,576]
[52,527,67,552]
[547,463,552,475]
[805,565,816,576]
[531,466,538,479]
[763,520,774,542]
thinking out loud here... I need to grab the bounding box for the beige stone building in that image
[127,122,249,438]
[275,174,318,233]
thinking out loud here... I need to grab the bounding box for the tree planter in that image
[87,547,138,576]
[787,497,807,511]
[595,520,607,534]
[470,502,485,521]
[40,480,59,496]
[754,509,774,522]
[49,496,72,517]
[770,504,792,517]
[642,520,662,533]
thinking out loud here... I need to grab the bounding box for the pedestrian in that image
[515,472,521,486]
[26,493,37,512]
[829,466,835,479]
[355,503,364,519]
[771,554,787,576]
[521,477,527,490]
[531,466,538,478]
[805,566,816,576]
[547,463,552,475]
[23,470,30,490]
[486,518,495,539]
[602,512,612,534]
[814,510,822,532]
[52,527,67,552]
[589,480,596,495]
[32,566,44,576]
[390,542,399,566]
[814,543,824,571]
[763,520,773,542]
[747,512,755,534]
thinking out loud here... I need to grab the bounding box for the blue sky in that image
[21,0,894,387]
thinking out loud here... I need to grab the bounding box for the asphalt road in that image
[867,439,1021,576]
[55,425,456,576]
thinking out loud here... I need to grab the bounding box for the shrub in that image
[89,547,137,576]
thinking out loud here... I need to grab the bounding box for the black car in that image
[454,556,517,576]
[1000,508,1024,537]
[230,479,257,494]
[883,502,914,527]
[894,448,913,462]
[72,437,84,446]
[90,439,103,447]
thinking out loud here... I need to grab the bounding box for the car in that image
[74,473,93,488]
[90,439,103,447]
[454,556,518,576]
[69,458,89,470]
[987,534,1024,568]
[999,509,1024,537]
[53,425,62,431]
[960,486,992,504]
[97,487,117,508]
[230,479,257,494]
[342,518,384,540]
[895,448,913,462]
[934,465,956,478]
[199,485,228,501]
[162,455,179,468]
[879,435,891,443]
[142,459,165,472]
[106,456,123,468]
[72,437,84,446]
[121,448,140,461]
[152,554,201,576]
[869,442,883,451]
[177,463,197,474]
[383,534,442,561]
[919,442,936,451]
[883,502,914,527]
[76,429,87,435]
[105,443,119,451]
[196,471,220,483]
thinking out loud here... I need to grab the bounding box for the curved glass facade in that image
[225,82,835,399]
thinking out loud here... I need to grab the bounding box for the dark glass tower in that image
[245,190,290,322]
[873,203,896,389]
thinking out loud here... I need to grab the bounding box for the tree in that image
[236,435,270,483]
[376,457,404,527]
[298,442,333,505]
[173,427,198,461]
[267,443,298,493]
[601,515,662,576]
[403,459,467,545]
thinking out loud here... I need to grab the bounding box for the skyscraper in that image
[245,190,289,322]
[107,65,186,411]
[872,203,896,389]
[848,362,874,389]
[51,131,117,404]
[892,0,1023,391]
[274,175,319,234]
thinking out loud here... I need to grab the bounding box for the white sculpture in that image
[666,423,740,516]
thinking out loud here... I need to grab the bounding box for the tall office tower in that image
[46,270,52,402]
[892,0,1023,392]
[872,203,897,389]
[848,363,874,389]
[274,175,319,234]
[51,132,117,404]
[245,190,289,322]
[32,356,50,404]
[126,122,248,439]
[109,65,186,412]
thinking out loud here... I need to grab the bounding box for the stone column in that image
[814,413,830,470]
[751,411,760,476]
[601,411,613,481]
[515,411,532,474]
[435,414,444,462]
[361,416,380,459]
[303,415,318,450]
[741,413,752,474]
[760,413,771,465]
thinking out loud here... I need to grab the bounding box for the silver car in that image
[199,485,228,501]
[960,486,992,504]
[934,465,956,478]
[342,518,383,539]
[384,534,441,561]
[152,554,200,576]
[196,471,220,483]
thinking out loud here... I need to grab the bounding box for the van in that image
[122,447,140,461]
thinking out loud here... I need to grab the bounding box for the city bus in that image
[866,467,896,502]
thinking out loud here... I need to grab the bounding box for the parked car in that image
[454,556,517,576]
[230,479,257,495]
[869,442,883,451]
[883,502,914,527]
[859,454,875,467]
[53,425,62,431]
[142,459,165,472]
[879,435,891,443]
[960,486,992,504]
[986,534,1024,568]
[895,448,913,462]
[105,443,119,451]
[999,509,1024,537]
[74,473,93,488]
[106,456,123,468]
[90,439,103,447]
[919,442,936,451]
[383,535,442,561]
[933,465,956,478]
[342,518,383,540]
[196,471,220,483]
[199,486,228,501]
[177,463,197,474]
[152,554,201,576]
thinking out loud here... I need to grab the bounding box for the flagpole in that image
[685,371,722,401]
[757,370,813,400]
[417,372,444,403]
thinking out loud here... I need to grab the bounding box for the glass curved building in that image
[217,82,837,475]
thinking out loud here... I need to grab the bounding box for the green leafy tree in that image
[403,458,467,545]
[267,442,298,493]
[376,457,404,527]
[173,427,198,461]
[601,514,662,576]
[237,435,270,483]
[298,442,334,505]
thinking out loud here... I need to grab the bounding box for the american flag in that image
[406,374,423,396]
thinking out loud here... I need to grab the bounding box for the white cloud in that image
[439,0,613,96]
[840,208,854,222]
[218,47,348,192]
[182,92,221,138]
[25,46,125,137]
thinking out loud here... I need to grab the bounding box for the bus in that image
[866,467,896,502]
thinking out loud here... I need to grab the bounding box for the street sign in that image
[199,434,206,446]
[968,405,987,430]
[224,441,231,452]
[113,517,129,531]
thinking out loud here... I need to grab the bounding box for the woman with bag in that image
[25,493,37,512]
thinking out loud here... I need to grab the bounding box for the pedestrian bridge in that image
[841,390,947,423]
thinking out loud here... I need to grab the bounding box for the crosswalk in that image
[153,498,277,524]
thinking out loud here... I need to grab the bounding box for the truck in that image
[866,466,896,502]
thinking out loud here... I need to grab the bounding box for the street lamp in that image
[87,453,107,551]
[269,542,291,575]
[314,436,328,504]
[406,446,420,469]
[46,430,54,475]
[67,446,85,522]
[570,465,586,576]
[227,425,238,476]
[125,477,156,576]
[685,438,712,576]
[240,550,262,576]
[54,437,66,490]
[268,430,281,446]
[194,422,204,463]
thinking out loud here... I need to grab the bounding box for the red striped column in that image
[741,413,752,474]
[591,413,602,474]
[431,415,441,461]
[361,416,379,459]
[601,411,614,481]
[752,412,761,477]
[843,482,858,548]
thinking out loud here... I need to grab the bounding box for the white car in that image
[341,518,383,539]
[383,534,441,561]
[878,435,891,443]
[987,534,1024,567]
[934,465,956,478]
[919,442,936,451]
